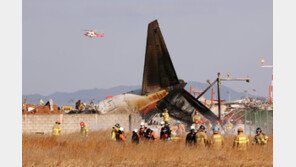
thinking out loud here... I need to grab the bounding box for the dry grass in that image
[23,131,273,167]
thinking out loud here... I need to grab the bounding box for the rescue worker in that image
[196,120,202,130]
[161,109,170,123]
[236,119,243,125]
[80,121,88,137]
[159,121,165,136]
[116,127,126,142]
[80,121,89,137]
[132,129,139,144]
[191,120,199,130]
[192,110,201,123]
[186,126,197,146]
[145,128,157,141]
[252,128,268,145]
[111,123,120,141]
[216,120,222,131]
[138,122,145,138]
[160,122,171,141]
[173,120,185,136]
[196,125,208,148]
[210,126,224,149]
[224,119,234,133]
[233,127,249,151]
[52,121,61,136]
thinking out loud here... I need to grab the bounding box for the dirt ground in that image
[22,131,273,167]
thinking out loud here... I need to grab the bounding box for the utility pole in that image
[196,72,250,122]
[217,73,221,121]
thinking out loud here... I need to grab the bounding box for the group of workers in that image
[186,124,268,150]
[192,110,242,134]
[111,122,159,144]
[52,120,89,137]
[109,120,268,151]
[51,108,269,151]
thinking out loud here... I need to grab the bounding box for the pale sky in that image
[23,0,272,97]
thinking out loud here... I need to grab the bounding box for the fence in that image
[243,110,273,136]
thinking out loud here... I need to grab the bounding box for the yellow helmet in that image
[238,127,244,132]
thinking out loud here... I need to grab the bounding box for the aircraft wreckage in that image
[93,20,219,125]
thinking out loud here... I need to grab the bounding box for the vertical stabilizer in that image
[142,20,179,95]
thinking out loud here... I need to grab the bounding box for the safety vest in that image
[212,134,223,143]
[162,113,169,122]
[211,134,223,149]
[224,123,233,131]
[254,134,268,145]
[111,127,118,141]
[192,115,201,122]
[234,134,249,150]
[81,126,89,137]
[196,131,207,147]
[52,127,61,136]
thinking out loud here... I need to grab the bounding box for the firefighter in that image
[192,110,201,123]
[191,120,199,130]
[145,128,157,141]
[161,109,170,123]
[173,120,185,136]
[116,127,126,142]
[159,121,165,136]
[52,121,61,136]
[252,128,268,145]
[160,122,171,141]
[196,125,208,148]
[224,119,234,133]
[236,119,243,125]
[216,120,222,130]
[233,127,249,151]
[80,121,89,137]
[210,126,224,149]
[138,122,146,139]
[132,129,139,144]
[186,126,197,146]
[111,123,120,141]
[220,120,225,126]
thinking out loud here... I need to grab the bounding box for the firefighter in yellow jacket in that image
[233,127,249,151]
[52,121,61,136]
[80,121,89,137]
[252,128,268,145]
[192,110,201,123]
[162,109,170,123]
[210,126,224,150]
[111,123,120,141]
[196,125,208,148]
[224,119,234,133]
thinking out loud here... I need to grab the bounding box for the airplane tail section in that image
[141,20,180,95]
[141,20,219,123]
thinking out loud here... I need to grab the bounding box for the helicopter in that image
[84,30,104,38]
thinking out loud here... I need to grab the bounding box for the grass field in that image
[22,131,273,167]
